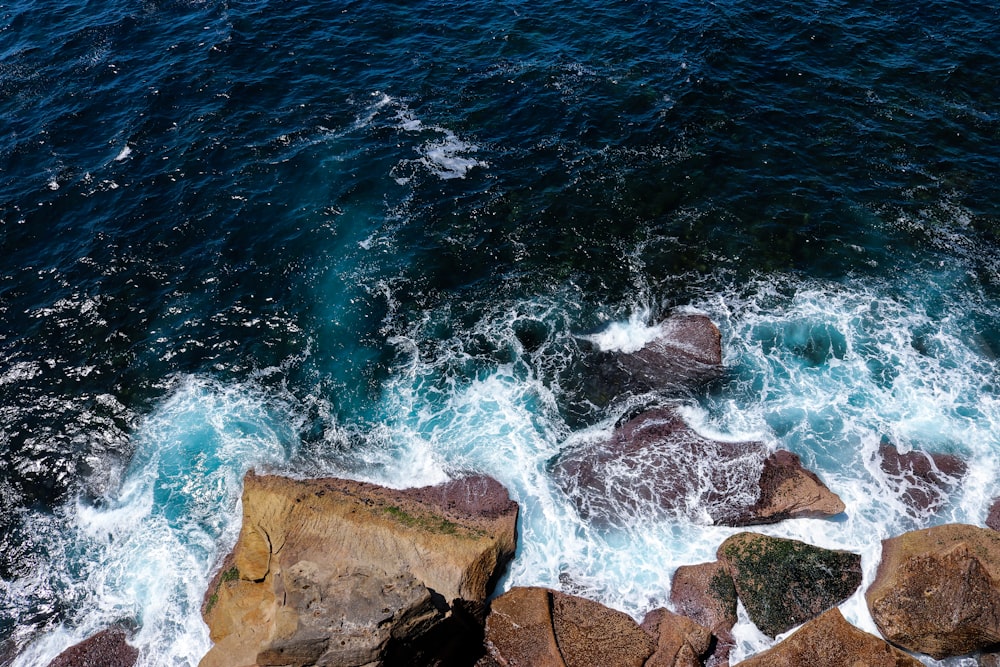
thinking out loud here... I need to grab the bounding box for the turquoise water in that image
[1,0,998,664]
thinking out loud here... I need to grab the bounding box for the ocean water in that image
[1,0,998,664]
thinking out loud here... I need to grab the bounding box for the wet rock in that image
[200,472,518,667]
[985,497,1000,532]
[718,532,862,638]
[669,561,737,666]
[866,523,1000,659]
[47,627,138,667]
[577,313,724,408]
[734,608,923,666]
[640,607,713,667]
[877,439,967,516]
[483,587,655,667]
[550,408,844,528]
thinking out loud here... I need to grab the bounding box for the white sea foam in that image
[583,307,660,352]
[12,376,297,667]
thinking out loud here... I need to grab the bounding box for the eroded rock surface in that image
[734,608,923,666]
[483,586,655,667]
[551,408,844,528]
[866,523,1000,659]
[200,472,518,667]
[718,532,862,638]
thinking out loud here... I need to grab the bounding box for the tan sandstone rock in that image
[200,472,518,667]
[866,523,1000,659]
[735,608,923,666]
[669,561,738,666]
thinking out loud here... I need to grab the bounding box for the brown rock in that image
[200,472,518,667]
[576,314,724,410]
[718,532,862,638]
[551,591,655,667]
[670,561,737,666]
[484,587,566,667]
[640,607,713,667]
[866,523,1000,659]
[735,608,923,666]
[483,587,655,667]
[877,440,967,516]
[47,627,138,667]
[551,408,843,528]
[982,652,1000,667]
[986,498,1000,532]
[618,314,725,389]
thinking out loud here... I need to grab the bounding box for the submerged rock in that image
[669,561,738,667]
[877,439,966,517]
[734,608,923,666]
[200,472,518,667]
[483,586,655,667]
[47,627,138,667]
[550,408,844,527]
[718,532,862,638]
[866,523,1000,659]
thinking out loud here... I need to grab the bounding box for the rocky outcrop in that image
[866,523,1000,659]
[575,313,725,409]
[717,533,862,637]
[639,608,713,667]
[200,472,518,667]
[47,627,138,667]
[483,586,655,667]
[986,498,1000,532]
[877,439,966,516]
[734,608,923,666]
[550,408,844,528]
[669,562,737,666]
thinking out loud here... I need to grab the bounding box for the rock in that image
[575,314,725,409]
[718,532,862,638]
[200,472,518,667]
[866,523,1000,659]
[483,587,655,667]
[734,608,923,666]
[47,627,139,667]
[982,652,1000,667]
[640,607,713,667]
[669,561,737,666]
[877,439,967,516]
[550,408,843,528]
[985,498,1000,532]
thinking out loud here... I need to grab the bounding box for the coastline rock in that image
[483,586,655,667]
[986,498,1000,532]
[866,523,1000,659]
[718,532,862,637]
[47,627,138,667]
[577,313,724,408]
[982,652,1000,667]
[640,607,713,667]
[877,439,967,516]
[669,561,737,666]
[550,408,844,528]
[200,472,518,667]
[734,608,923,666]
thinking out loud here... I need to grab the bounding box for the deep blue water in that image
[2,0,999,664]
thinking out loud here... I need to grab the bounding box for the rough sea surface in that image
[1,0,998,664]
